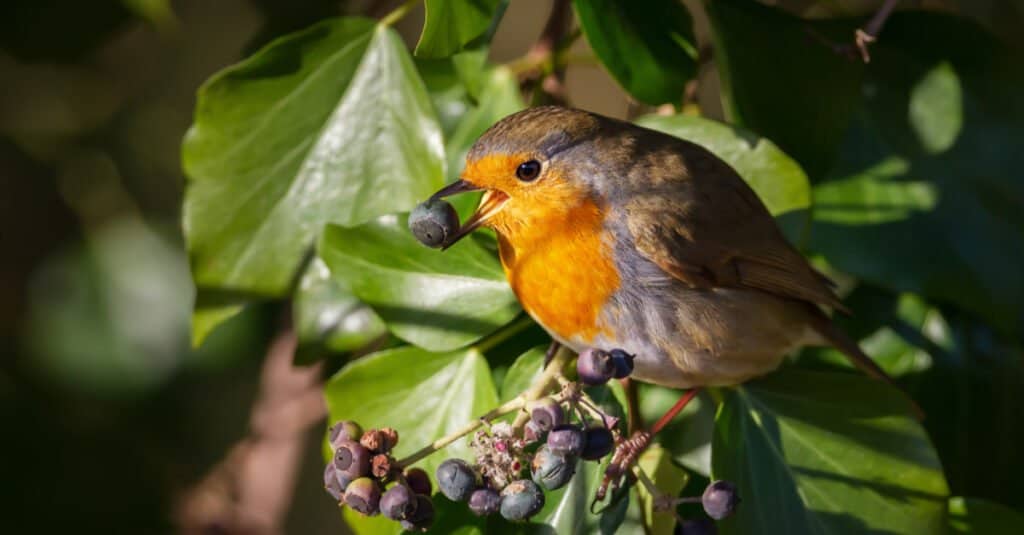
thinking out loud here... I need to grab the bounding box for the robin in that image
[428,106,911,485]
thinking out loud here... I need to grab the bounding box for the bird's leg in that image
[621,377,644,434]
[597,388,701,502]
[542,340,562,368]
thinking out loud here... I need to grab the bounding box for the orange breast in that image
[496,200,620,343]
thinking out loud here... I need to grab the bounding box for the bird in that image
[429,105,897,394]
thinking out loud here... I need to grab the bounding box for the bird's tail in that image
[807,310,925,420]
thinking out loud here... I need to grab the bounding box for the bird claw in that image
[595,429,652,502]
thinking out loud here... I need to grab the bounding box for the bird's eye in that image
[515,160,542,182]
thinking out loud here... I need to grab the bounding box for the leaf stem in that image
[379,0,420,27]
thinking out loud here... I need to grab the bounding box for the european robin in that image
[429,106,897,394]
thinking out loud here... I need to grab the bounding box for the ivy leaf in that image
[183,19,445,296]
[705,0,864,180]
[637,445,689,535]
[499,346,545,402]
[325,345,499,480]
[810,13,1024,340]
[948,497,1024,534]
[638,384,715,477]
[319,215,519,352]
[636,114,812,243]
[292,256,386,364]
[713,369,949,534]
[446,66,524,183]
[573,0,697,105]
[415,0,505,58]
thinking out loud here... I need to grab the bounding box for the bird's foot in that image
[596,429,652,502]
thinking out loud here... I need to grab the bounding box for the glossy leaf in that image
[183,19,445,295]
[637,445,689,535]
[499,346,545,403]
[319,215,519,352]
[415,0,504,58]
[638,384,715,477]
[636,114,812,242]
[706,0,864,180]
[573,0,697,105]
[810,13,1024,340]
[325,345,499,479]
[713,369,949,534]
[445,66,524,183]
[948,497,1024,534]
[292,256,386,364]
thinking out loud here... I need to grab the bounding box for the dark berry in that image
[344,477,382,516]
[404,467,432,496]
[577,348,615,385]
[676,518,718,535]
[468,488,502,516]
[530,397,565,432]
[329,420,363,449]
[324,464,345,501]
[546,424,586,457]
[380,484,417,521]
[500,480,545,521]
[531,444,576,491]
[360,428,397,453]
[400,495,435,532]
[409,198,459,248]
[580,426,614,460]
[371,453,392,479]
[435,458,478,502]
[334,439,371,479]
[702,480,740,520]
[609,349,635,379]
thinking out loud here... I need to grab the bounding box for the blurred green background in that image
[2,0,1022,533]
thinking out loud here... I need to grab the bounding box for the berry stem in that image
[512,345,575,429]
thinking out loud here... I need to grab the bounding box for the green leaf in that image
[445,66,524,183]
[712,369,949,535]
[415,0,504,58]
[499,346,545,402]
[319,215,519,352]
[810,13,1024,340]
[183,19,445,295]
[948,497,1024,534]
[638,384,715,477]
[705,0,864,180]
[292,256,386,364]
[191,292,245,348]
[635,114,812,242]
[637,445,689,535]
[325,345,499,479]
[573,0,697,105]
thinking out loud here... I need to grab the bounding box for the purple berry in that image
[409,198,459,248]
[531,444,576,491]
[524,420,544,443]
[328,420,363,449]
[380,484,417,521]
[702,480,740,520]
[530,397,565,432]
[404,467,432,496]
[334,439,371,480]
[580,426,614,460]
[468,488,502,516]
[435,458,478,502]
[547,424,586,457]
[344,477,381,516]
[676,518,718,535]
[609,349,635,379]
[500,480,545,521]
[324,464,345,501]
[577,348,615,385]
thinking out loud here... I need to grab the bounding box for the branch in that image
[855,0,900,62]
[176,326,326,535]
[516,0,574,106]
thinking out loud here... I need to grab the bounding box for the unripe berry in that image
[344,477,382,516]
[531,444,576,491]
[580,426,614,460]
[529,397,565,433]
[334,439,372,479]
[435,458,478,502]
[546,424,586,457]
[409,198,459,248]
[468,488,502,516]
[609,349,635,379]
[400,495,435,532]
[702,480,740,520]
[328,420,363,449]
[577,348,615,385]
[500,480,545,521]
[380,484,417,521]
[404,467,432,496]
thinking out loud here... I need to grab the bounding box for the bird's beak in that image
[430,179,509,250]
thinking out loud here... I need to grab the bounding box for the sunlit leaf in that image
[415,0,505,58]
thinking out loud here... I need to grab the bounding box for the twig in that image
[516,0,574,105]
[855,0,899,62]
[176,325,326,535]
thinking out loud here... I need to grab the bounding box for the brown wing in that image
[621,138,847,313]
